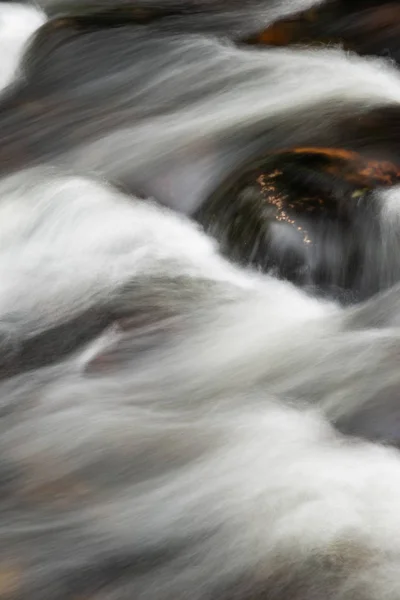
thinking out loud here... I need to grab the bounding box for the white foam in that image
[0,3,45,91]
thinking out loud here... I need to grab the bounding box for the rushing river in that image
[1,2,400,599]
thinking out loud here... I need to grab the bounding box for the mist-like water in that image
[2,2,400,599]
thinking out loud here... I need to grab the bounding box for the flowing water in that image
[0,2,400,599]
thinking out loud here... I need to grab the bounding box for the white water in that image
[1,3,400,599]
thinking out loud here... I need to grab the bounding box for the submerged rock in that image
[196,147,400,302]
